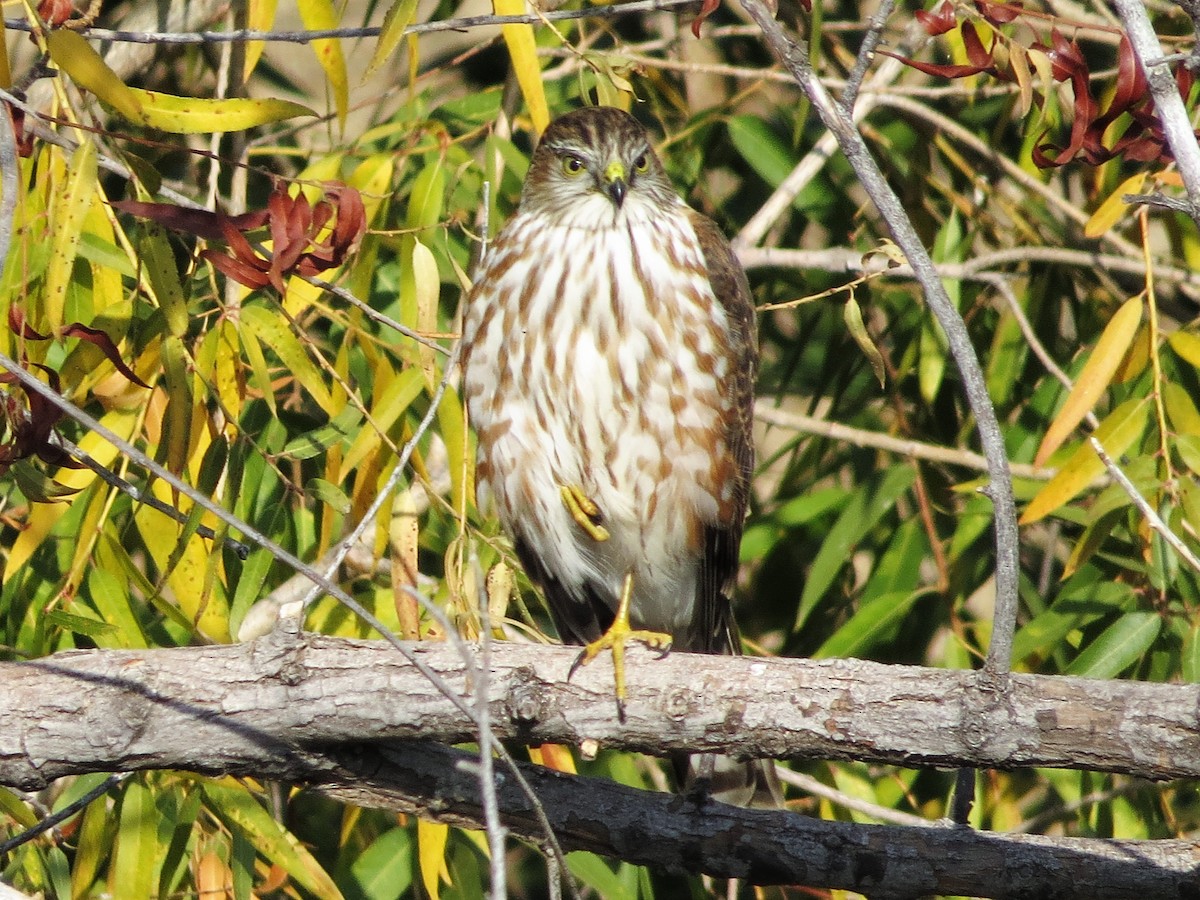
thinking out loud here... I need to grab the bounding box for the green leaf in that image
[200,780,344,899]
[44,608,119,638]
[1011,577,1136,666]
[567,852,636,900]
[816,589,927,659]
[241,303,335,415]
[112,780,159,900]
[1066,611,1161,679]
[351,825,413,900]
[727,116,796,191]
[795,465,917,632]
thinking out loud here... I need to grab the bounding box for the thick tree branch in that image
[2,635,1198,897]
[308,742,1199,898]
[3,634,1199,793]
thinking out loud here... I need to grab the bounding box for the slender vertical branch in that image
[1112,0,1200,227]
[737,0,1020,678]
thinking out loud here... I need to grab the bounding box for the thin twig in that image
[754,402,1052,480]
[0,774,128,854]
[774,767,939,828]
[1090,436,1200,574]
[839,0,897,112]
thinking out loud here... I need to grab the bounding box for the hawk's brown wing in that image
[686,207,759,656]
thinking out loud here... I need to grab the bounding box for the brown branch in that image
[3,634,1199,897]
[4,633,1199,792]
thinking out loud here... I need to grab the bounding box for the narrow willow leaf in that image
[726,116,797,191]
[413,238,441,389]
[298,0,349,127]
[350,826,413,899]
[140,226,189,338]
[364,0,420,79]
[494,0,549,133]
[44,138,96,330]
[46,30,143,121]
[1183,620,1200,682]
[844,295,886,387]
[1163,381,1200,436]
[243,0,278,78]
[1084,172,1148,238]
[128,88,314,133]
[816,589,925,659]
[1035,295,1142,467]
[111,780,158,899]
[1168,329,1200,371]
[796,465,917,631]
[201,780,345,899]
[241,303,335,414]
[1022,397,1150,524]
[418,820,451,900]
[391,487,421,638]
[1065,611,1160,679]
[1011,579,1136,664]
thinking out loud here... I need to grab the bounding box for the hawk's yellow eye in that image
[562,156,585,176]
[634,154,649,173]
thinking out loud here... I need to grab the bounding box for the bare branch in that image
[5,635,1200,791]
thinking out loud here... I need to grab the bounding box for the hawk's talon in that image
[560,484,610,542]
[568,573,672,719]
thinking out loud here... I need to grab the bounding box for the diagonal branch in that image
[736,0,1021,679]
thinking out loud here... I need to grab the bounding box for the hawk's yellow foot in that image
[560,484,610,542]
[568,572,672,718]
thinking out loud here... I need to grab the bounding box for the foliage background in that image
[2,0,1200,896]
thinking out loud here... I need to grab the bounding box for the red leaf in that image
[960,21,994,70]
[915,0,957,35]
[974,0,1022,25]
[9,306,50,341]
[60,323,151,389]
[690,0,721,38]
[111,200,268,241]
[877,50,990,79]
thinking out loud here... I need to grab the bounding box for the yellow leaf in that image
[5,408,139,580]
[437,385,474,516]
[493,0,550,135]
[417,819,452,900]
[364,0,420,81]
[391,487,421,639]
[1085,173,1148,238]
[244,0,278,79]
[298,0,349,127]
[140,226,189,337]
[133,482,231,641]
[241,303,336,415]
[1164,381,1200,436]
[843,295,885,387]
[413,239,440,390]
[1009,43,1032,118]
[46,30,143,122]
[1034,296,1142,467]
[1168,329,1200,371]
[1021,398,1150,524]
[127,88,314,133]
[44,138,96,330]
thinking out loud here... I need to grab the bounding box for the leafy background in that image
[2,0,1200,896]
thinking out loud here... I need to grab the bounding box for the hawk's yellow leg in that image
[560,484,610,542]
[569,572,673,717]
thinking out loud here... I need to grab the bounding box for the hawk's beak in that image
[603,159,628,208]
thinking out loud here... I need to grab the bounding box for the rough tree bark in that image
[3,629,1200,897]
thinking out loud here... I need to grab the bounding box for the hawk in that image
[461,107,774,803]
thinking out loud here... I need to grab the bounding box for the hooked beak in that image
[602,159,627,208]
